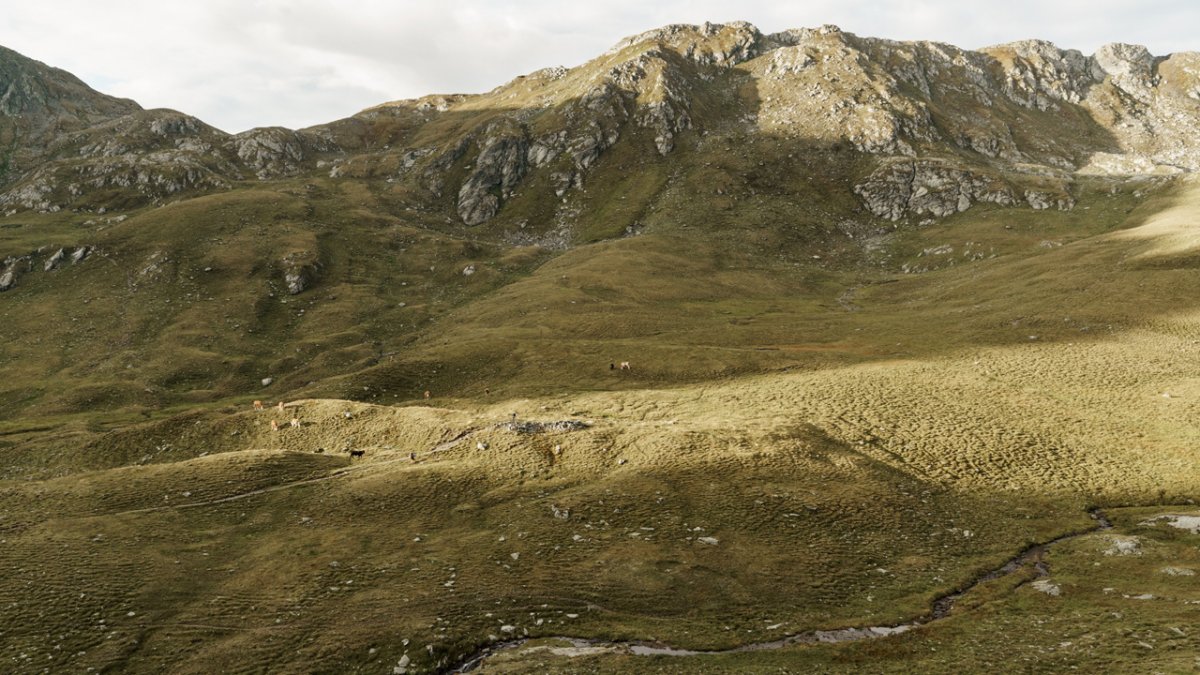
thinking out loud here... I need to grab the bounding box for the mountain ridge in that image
[2,22,1198,223]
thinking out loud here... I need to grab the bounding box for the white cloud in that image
[1,1,1197,133]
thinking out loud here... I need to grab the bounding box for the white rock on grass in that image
[1142,514,1200,534]
[1161,566,1196,576]
[1104,536,1142,556]
[1031,579,1061,596]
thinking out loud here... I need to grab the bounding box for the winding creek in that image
[447,509,1116,672]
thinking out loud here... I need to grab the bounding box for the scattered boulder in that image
[1160,566,1196,576]
[282,254,321,295]
[1031,579,1061,596]
[1025,189,1076,211]
[1104,535,1142,556]
[43,247,65,272]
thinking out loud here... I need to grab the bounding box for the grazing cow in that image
[290,417,301,429]
[349,449,366,459]
[270,420,279,431]
[619,361,631,371]
[409,452,417,462]
[315,447,325,454]
[423,390,431,399]
[253,400,264,411]
[277,401,285,412]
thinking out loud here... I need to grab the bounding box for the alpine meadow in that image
[4,20,1200,673]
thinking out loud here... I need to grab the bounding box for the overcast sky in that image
[3,1,1197,133]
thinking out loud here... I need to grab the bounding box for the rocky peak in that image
[981,40,1100,108]
[1093,42,1159,95]
[0,46,138,121]
[605,21,762,67]
[0,46,141,180]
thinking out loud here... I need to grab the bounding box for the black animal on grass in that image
[348,449,365,459]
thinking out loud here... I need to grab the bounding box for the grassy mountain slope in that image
[2,21,1200,674]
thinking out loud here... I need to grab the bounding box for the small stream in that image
[448,509,1113,672]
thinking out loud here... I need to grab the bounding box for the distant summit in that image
[0,46,140,177]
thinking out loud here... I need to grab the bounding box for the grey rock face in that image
[1093,43,1158,98]
[457,126,529,226]
[526,132,565,168]
[0,45,140,173]
[994,40,1101,109]
[229,127,334,179]
[854,159,1020,221]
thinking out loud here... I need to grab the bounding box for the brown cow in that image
[253,400,264,411]
[290,418,301,429]
[270,420,279,431]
